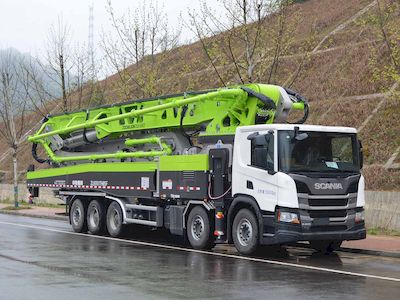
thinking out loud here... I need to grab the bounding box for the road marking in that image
[0,220,399,283]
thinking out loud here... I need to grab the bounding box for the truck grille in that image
[298,193,358,232]
[308,198,348,207]
[309,210,347,218]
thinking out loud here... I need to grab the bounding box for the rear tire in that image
[70,198,87,233]
[187,206,214,250]
[310,240,342,254]
[232,208,259,255]
[106,202,124,237]
[87,199,106,235]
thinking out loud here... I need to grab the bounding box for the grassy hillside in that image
[2,0,399,190]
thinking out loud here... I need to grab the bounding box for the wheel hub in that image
[237,218,253,247]
[191,215,204,241]
[110,209,120,231]
[72,207,81,225]
[89,206,99,228]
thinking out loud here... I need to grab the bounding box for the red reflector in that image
[214,230,224,236]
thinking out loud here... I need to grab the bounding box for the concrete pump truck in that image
[26,84,366,255]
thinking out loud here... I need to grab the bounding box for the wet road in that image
[0,214,399,299]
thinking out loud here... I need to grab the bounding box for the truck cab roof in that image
[236,124,357,134]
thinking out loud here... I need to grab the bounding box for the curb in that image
[293,242,400,259]
[338,247,400,259]
[0,210,68,221]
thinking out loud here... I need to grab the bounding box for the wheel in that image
[310,240,342,254]
[186,206,214,250]
[106,201,124,237]
[70,198,87,233]
[232,208,259,255]
[87,199,106,235]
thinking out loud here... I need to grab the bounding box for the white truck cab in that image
[230,124,366,253]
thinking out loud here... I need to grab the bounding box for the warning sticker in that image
[141,177,150,189]
[162,179,173,190]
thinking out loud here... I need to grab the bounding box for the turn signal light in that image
[216,211,224,219]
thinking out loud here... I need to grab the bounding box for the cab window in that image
[250,133,274,170]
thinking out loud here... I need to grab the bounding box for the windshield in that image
[278,130,360,174]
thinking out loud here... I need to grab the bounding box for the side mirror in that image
[247,132,270,146]
[358,140,363,169]
[295,132,309,141]
[293,126,309,141]
[267,167,276,175]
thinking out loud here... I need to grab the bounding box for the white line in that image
[0,220,399,283]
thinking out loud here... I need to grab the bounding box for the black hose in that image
[180,105,193,146]
[82,109,91,144]
[286,101,309,124]
[284,87,309,124]
[283,87,307,102]
[31,143,49,164]
[241,86,276,110]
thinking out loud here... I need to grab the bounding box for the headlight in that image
[278,211,300,224]
[355,210,365,223]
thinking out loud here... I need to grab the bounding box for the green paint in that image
[124,136,161,146]
[28,88,246,142]
[38,136,172,163]
[27,162,158,180]
[159,154,209,171]
[292,102,305,110]
[27,83,307,164]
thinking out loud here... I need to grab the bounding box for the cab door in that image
[232,130,278,212]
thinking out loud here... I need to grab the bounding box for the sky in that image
[0,0,219,56]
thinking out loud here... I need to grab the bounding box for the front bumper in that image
[260,207,366,245]
[260,223,366,245]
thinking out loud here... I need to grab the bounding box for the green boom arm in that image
[28,84,307,164]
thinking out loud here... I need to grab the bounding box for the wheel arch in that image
[227,194,263,243]
[105,195,128,224]
[182,201,216,229]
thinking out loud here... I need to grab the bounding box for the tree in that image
[186,0,304,85]
[102,0,180,99]
[18,57,53,118]
[71,43,92,110]
[21,18,92,115]
[0,50,29,208]
[365,0,400,91]
[33,16,76,112]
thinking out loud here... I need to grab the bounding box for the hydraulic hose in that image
[180,105,193,146]
[284,87,309,124]
[241,86,276,110]
[208,183,232,200]
[31,143,49,164]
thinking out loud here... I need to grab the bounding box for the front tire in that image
[106,202,124,237]
[70,198,87,233]
[187,206,214,250]
[87,199,106,235]
[232,208,259,255]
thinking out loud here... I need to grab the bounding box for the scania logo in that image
[314,182,343,190]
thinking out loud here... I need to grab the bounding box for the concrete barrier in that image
[365,191,400,231]
[0,185,399,230]
[0,184,61,205]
